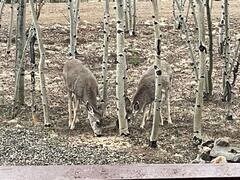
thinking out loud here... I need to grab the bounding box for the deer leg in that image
[166,86,172,124]
[147,103,152,120]
[140,105,147,129]
[68,91,73,127]
[72,94,80,123]
[70,98,79,130]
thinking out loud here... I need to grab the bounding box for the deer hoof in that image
[149,141,157,148]
[44,123,51,127]
[70,124,75,130]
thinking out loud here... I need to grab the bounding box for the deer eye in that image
[133,102,140,111]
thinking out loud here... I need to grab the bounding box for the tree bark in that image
[150,0,162,147]
[116,0,129,135]
[29,0,50,126]
[0,0,6,28]
[206,0,213,97]
[129,0,136,36]
[68,0,75,58]
[13,0,26,115]
[193,0,206,145]
[6,0,15,54]
[101,0,110,116]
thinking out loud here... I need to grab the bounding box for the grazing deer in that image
[63,60,102,136]
[127,60,172,128]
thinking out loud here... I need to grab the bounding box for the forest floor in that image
[0,1,240,165]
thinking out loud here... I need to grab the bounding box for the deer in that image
[127,60,172,129]
[63,60,102,136]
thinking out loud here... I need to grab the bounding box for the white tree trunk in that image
[116,0,129,135]
[193,0,206,144]
[68,0,76,58]
[74,0,80,54]
[0,0,6,28]
[150,0,162,147]
[14,0,26,109]
[7,0,15,54]
[219,0,225,55]
[124,0,129,32]
[129,0,136,36]
[101,0,110,116]
[127,0,132,33]
[29,0,50,126]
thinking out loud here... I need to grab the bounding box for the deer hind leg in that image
[68,91,73,127]
[140,105,147,129]
[70,98,79,130]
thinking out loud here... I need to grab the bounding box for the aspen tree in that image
[127,0,131,33]
[149,0,162,148]
[222,0,230,99]
[74,0,80,54]
[13,0,26,115]
[101,0,110,116]
[0,0,6,28]
[193,0,206,145]
[68,0,75,57]
[124,0,129,32]
[6,0,15,54]
[218,0,225,55]
[116,0,129,135]
[206,0,213,97]
[129,0,136,36]
[29,0,50,126]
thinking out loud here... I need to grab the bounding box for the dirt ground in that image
[0,1,240,165]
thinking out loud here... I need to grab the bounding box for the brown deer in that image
[63,60,102,136]
[127,60,172,128]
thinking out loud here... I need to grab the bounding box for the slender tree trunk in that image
[29,30,38,124]
[206,0,213,97]
[0,0,6,28]
[29,0,50,126]
[74,0,80,54]
[116,0,129,135]
[13,0,26,116]
[193,0,206,145]
[124,0,129,32]
[174,0,198,81]
[218,0,224,55]
[101,0,110,116]
[68,0,75,58]
[129,0,136,36]
[222,0,230,99]
[149,0,162,148]
[7,0,15,54]
[127,0,132,33]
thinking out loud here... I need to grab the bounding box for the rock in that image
[215,137,230,147]
[211,156,227,164]
[7,118,19,124]
[199,146,212,161]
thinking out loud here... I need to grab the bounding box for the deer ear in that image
[133,101,140,111]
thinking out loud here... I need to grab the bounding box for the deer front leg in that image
[166,86,172,124]
[147,103,152,120]
[68,91,73,127]
[140,105,147,129]
[70,98,79,130]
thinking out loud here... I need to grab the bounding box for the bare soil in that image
[0,1,240,165]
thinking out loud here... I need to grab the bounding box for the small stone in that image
[215,137,230,147]
[211,156,227,164]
